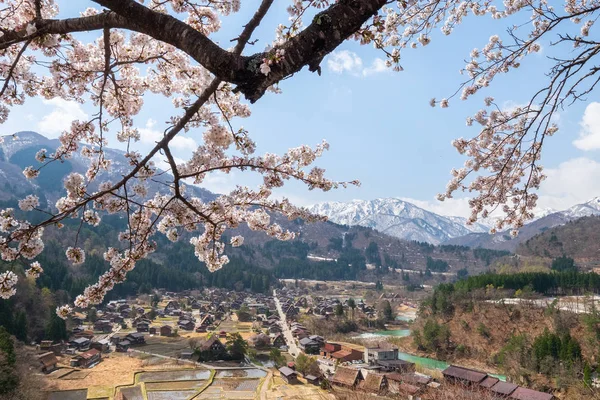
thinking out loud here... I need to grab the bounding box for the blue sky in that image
[5,1,600,217]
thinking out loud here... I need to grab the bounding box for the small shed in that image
[116,340,131,352]
[491,381,519,397]
[180,349,194,359]
[442,365,487,385]
[509,387,555,400]
[279,366,298,384]
[160,325,173,336]
[305,375,320,385]
[480,376,500,389]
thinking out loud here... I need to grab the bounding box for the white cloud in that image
[37,98,88,137]
[537,157,600,210]
[139,118,197,151]
[362,58,388,76]
[327,51,388,77]
[400,196,474,218]
[573,102,600,151]
[402,158,600,219]
[327,50,363,74]
[199,171,238,194]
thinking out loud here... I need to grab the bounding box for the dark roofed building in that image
[298,337,320,354]
[70,348,101,368]
[509,387,555,400]
[199,337,226,353]
[377,359,415,373]
[392,372,432,386]
[442,365,487,385]
[331,367,362,388]
[116,340,130,352]
[125,332,146,345]
[279,366,298,384]
[491,381,519,397]
[480,376,500,389]
[160,325,173,336]
[272,333,286,348]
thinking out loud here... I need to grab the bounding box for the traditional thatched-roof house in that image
[38,352,58,373]
[331,367,362,388]
[359,373,387,394]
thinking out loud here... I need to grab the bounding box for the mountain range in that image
[310,196,600,250]
[445,197,600,251]
[308,198,491,245]
[0,131,214,206]
[4,131,599,258]
[1,131,507,275]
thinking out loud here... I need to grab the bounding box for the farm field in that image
[42,353,287,400]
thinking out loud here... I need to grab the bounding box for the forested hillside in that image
[518,216,600,266]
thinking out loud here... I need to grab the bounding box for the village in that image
[34,280,556,400]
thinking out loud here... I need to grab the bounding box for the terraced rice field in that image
[214,368,266,378]
[211,379,260,391]
[118,386,144,400]
[144,380,206,390]
[137,369,211,382]
[47,389,88,400]
[147,390,198,400]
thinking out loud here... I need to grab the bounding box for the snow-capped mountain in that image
[445,197,600,251]
[0,131,214,205]
[560,197,600,219]
[308,198,491,244]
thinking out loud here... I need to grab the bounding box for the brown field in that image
[144,380,207,390]
[264,375,334,400]
[43,354,144,392]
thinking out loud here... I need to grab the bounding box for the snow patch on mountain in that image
[308,198,492,244]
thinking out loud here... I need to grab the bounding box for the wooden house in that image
[359,373,387,394]
[160,325,173,336]
[279,367,298,384]
[70,349,101,368]
[331,367,362,388]
[38,352,58,373]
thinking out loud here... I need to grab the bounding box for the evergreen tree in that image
[45,310,67,342]
[0,327,19,394]
[87,307,98,323]
[226,333,248,360]
[379,300,394,321]
[347,298,356,320]
[13,311,27,342]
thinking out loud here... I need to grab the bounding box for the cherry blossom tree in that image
[0,0,597,316]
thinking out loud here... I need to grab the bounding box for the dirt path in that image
[259,370,272,400]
